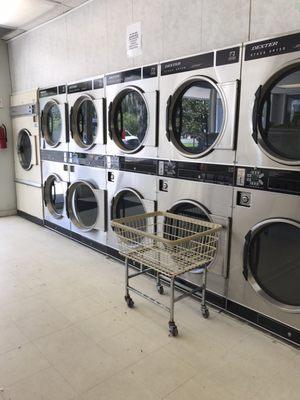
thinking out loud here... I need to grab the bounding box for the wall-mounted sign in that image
[127,22,142,58]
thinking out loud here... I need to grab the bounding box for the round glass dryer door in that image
[169,201,212,272]
[110,88,148,153]
[71,96,98,148]
[168,78,224,157]
[44,175,65,218]
[68,181,99,231]
[112,189,145,219]
[256,66,300,165]
[245,219,300,310]
[17,129,32,170]
[41,101,62,147]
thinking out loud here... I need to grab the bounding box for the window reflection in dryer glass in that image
[249,222,300,306]
[261,69,300,160]
[49,179,64,216]
[73,183,98,229]
[47,104,62,145]
[115,191,145,218]
[77,99,97,146]
[17,129,32,170]
[115,90,147,151]
[173,81,223,155]
[167,202,211,272]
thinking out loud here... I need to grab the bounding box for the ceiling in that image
[0,0,90,40]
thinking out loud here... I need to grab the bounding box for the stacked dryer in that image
[157,46,241,298]
[40,84,70,234]
[67,76,107,251]
[105,65,159,256]
[228,31,300,343]
[11,89,43,222]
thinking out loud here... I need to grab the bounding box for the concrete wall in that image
[7,0,300,92]
[0,41,16,215]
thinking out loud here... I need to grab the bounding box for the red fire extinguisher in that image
[0,124,7,149]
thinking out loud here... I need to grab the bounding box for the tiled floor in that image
[0,216,299,400]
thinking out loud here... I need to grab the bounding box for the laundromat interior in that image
[0,0,300,398]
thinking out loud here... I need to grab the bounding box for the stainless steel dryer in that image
[157,160,233,297]
[159,45,241,165]
[106,64,159,158]
[67,160,107,250]
[237,31,300,170]
[42,159,70,233]
[106,156,157,253]
[228,166,300,343]
[67,76,106,155]
[39,85,68,153]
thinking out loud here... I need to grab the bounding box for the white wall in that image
[0,40,16,215]
[7,0,300,92]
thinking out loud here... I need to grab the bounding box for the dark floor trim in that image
[17,210,43,226]
[44,220,71,237]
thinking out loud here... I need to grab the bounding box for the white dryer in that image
[39,85,68,153]
[11,89,43,222]
[237,31,300,170]
[106,65,159,158]
[157,160,233,298]
[67,76,106,155]
[159,45,241,165]
[42,159,70,234]
[67,161,107,251]
[106,156,157,255]
[228,166,300,345]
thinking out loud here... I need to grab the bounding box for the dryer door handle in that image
[69,106,74,138]
[108,102,113,140]
[252,85,262,143]
[166,95,172,142]
[40,110,44,137]
[243,231,252,280]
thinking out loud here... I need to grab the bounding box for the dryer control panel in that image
[236,167,300,196]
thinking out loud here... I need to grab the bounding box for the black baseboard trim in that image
[17,210,43,226]
[44,220,71,237]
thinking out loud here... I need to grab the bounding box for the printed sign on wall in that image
[127,22,142,57]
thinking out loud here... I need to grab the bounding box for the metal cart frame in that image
[112,211,222,336]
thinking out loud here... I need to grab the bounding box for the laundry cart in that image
[111,211,222,336]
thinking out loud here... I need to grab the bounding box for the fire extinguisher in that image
[0,124,7,149]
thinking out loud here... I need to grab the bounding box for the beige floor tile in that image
[0,343,50,386]
[0,322,29,355]
[129,347,196,397]
[15,307,72,340]
[53,344,120,394]
[81,368,161,400]
[0,296,53,323]
[54,296,110,324]
[98,327,162,369]
[2,367,76,400]
[34,326,97,363]
[75,309,131,343]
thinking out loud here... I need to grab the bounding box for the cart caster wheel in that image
[202,307,209,319]
[168,321,178,337]
[125,295,134,308]
[157,285,164,295]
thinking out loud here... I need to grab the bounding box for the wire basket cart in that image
[111,211,222,336]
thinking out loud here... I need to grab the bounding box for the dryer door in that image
[41,100,67,147]
[44,174,67,219]
[17,129,37,170]
[111,188,156,231]
[166,76,237,158]
[70,95,105,149]
[67,180,107,232]
[252,64,300,166]
[108,86,156,153]
[244,218,300,312]
[168,200,230,276]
